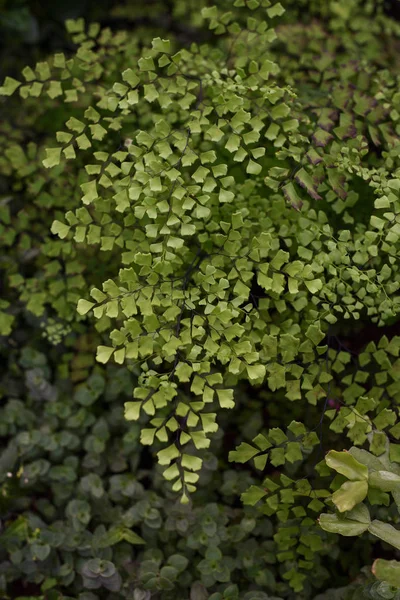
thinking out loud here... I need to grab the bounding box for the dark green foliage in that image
[1,0,400,598]
[0,342,288,599]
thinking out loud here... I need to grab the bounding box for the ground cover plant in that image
[1,0,400,598]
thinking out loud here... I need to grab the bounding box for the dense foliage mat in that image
[1,0,400,598]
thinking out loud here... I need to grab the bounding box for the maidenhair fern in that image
[2,0,400,594]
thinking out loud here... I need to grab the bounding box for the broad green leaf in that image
[368,520,400,550]
[346,503,371,524]
[331,480,368,513]
[349,447,385,471]
[318,513,370,536]
[372,559,400,588]
[325,450,369,481]
[369,471,400,492]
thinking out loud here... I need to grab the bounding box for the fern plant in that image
[2,0,400,595]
